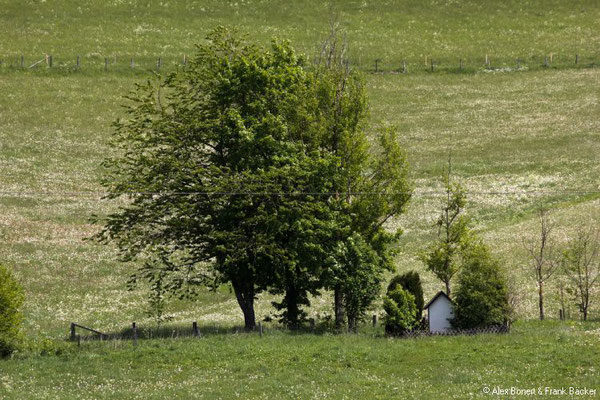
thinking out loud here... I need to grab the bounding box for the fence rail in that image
[70,322,108,341]
[1,53,598,75]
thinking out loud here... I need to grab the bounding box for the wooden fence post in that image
[76,55,80,68]
[258,322,263,337]
[374,59,380,73]
[193,321,199,337]
[132,322,138,346]
[70,323,76,341]
[372,314,377,327]
[575,54,579,65]
[130,57,134,68]
[77,334,81,346]
[49,55,53,68]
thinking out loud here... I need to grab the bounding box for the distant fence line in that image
[69,318,512,346]
[1,52,598,74]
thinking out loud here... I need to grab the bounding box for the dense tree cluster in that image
[96,27,411,331]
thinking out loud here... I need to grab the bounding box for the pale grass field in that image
[2,0,600,72]
[1,67,598,338]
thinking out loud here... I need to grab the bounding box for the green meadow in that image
[1,0,599,398]
[1,321,600,399]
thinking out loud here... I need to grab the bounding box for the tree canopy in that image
[96,27,411,331]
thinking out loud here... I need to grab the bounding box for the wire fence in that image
[1,52,598,75]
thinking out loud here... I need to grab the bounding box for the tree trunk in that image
[232,279,256,331]
[445,280,451,298]
[538,280,544,320]
[583,305,588,321]
[347,314,357,333]
[334,288,345,330]
[285,283,300,330]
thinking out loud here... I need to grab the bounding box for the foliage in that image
[96,27,341,330]
[142,261,174,329]
[451,243,510,329]
[314,25,412,330]
[386,271,424,320]
[0,264,24,358]
[331,233,385,332]
[421,173,471,297]
[561,226,600,321]
[383,286,417,335]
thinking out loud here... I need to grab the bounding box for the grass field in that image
[1,0,600,398]
[2,0,600,72]
[1,321,599,399]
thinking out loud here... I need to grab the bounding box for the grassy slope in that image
[1,68,598,338]
[1,321,599,399]
[1,0,600,70]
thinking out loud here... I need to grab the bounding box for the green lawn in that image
[1,321,599,399]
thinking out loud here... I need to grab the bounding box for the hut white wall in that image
[428,296,454,333]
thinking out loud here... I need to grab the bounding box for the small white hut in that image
[424,291,454,333]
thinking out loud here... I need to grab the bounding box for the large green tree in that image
[96,27,411,332]
[96,27,338,330]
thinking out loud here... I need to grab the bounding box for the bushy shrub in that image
[387,271,424,319]
[383,286,417,335]
[451,243,510,329]
[0,264,25,357]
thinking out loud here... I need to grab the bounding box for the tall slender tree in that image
[313,23,412,330]
[562,226,600,321]
[422,164,471,298]
[522,208,559,320]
